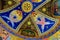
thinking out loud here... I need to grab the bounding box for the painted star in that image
[36,17,51,32]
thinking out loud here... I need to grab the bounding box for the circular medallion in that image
[9,10,23,22]
[22,1,33,13]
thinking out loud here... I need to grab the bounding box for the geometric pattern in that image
[0,0,60,39]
